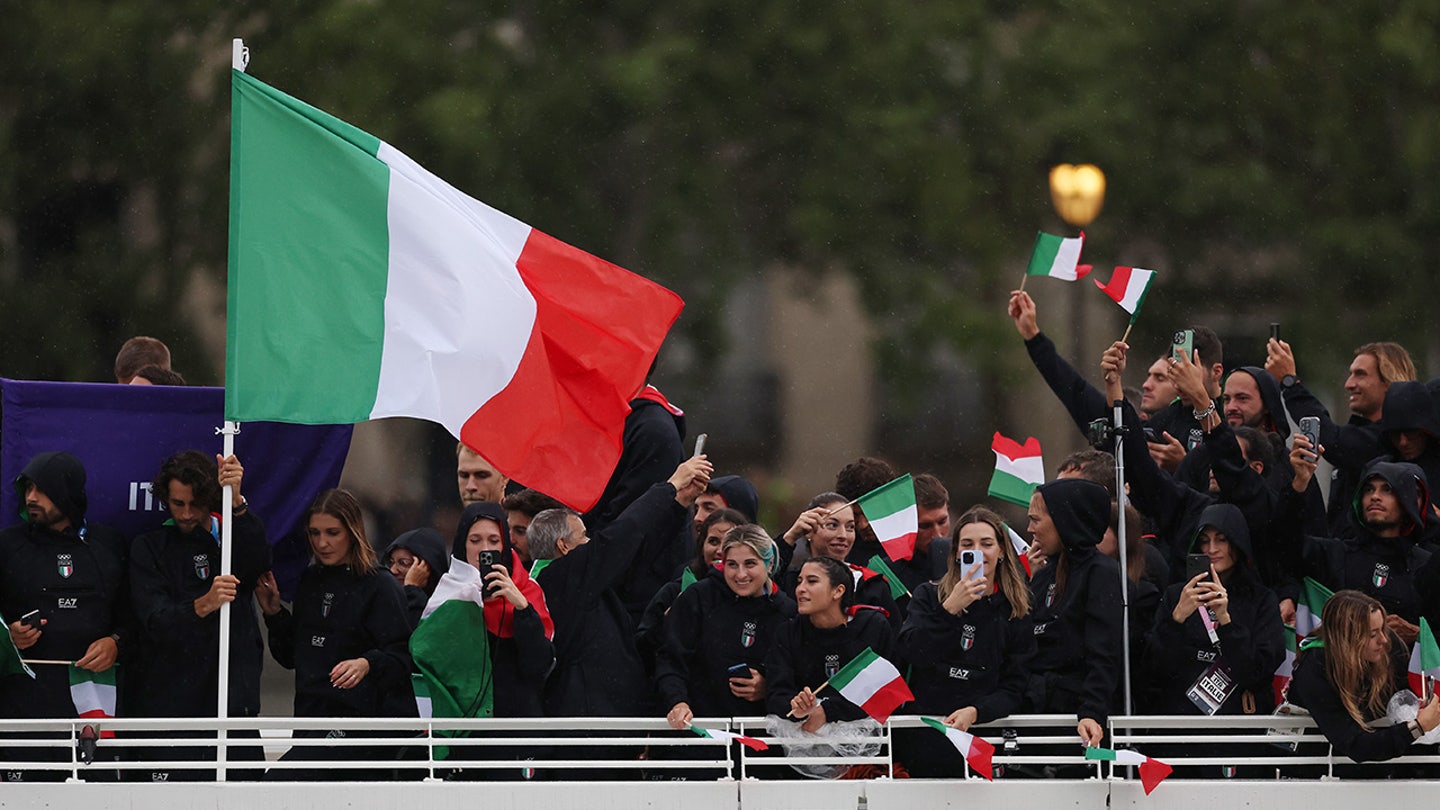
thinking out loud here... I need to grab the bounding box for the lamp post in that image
[1048,164,1106,228]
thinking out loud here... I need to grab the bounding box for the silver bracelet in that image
[1193,403,1216,421]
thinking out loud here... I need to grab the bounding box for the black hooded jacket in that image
[265,560,415,719]
[1278,377,1387,535]
[1145,504,1284,715]
[654,569,796,718]
[1026,478,1124,725]
[710,476,759,523]
[383,528,450,628]
[0,452,130,719]
[128,509,272,718]
[765,607,897,723]
[900,580,1036,723]
[1288,631,1415,763]
[1276,460,1432,623]
[1174,367,1293,493]
[538,481,687,717]
[1377,381,1440,517]
[448,502,554,717]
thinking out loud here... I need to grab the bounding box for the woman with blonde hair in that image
[896,505,1036,776]
[1290,589,1440,762]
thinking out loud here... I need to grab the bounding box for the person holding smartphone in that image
[657,525,795,728]
[896,506,1035,776]
[1144,505,1284,723]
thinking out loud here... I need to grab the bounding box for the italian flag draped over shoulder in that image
[827,647,913,722]
[920,717,994,779]
[855,474,918,561]
[69,665,117,738]
[989,433,1044,506]
[410,558,494,745]
[1085,746,1172,795]
[226,70,684,511]
[1409,616,1440,698]
[1026,231,1089,281]
[1094,266,1157,318]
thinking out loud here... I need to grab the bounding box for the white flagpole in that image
[215,37,249,782]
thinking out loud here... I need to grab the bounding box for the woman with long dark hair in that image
[896,506,1034,776]
[1290,589,1440,762]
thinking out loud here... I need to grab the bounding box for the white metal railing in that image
[5,711,1437,784]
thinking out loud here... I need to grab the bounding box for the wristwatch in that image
[1408,719,1423,741]
[1281,374,1300,390]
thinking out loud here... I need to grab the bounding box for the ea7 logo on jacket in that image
[321,592,335,618]
[1373,563,1390,589]
[56,598,78,609]
[56,554,74,579]
[948,667,973,680]
[194,554,210,580]
[311,636,326,647]
[1196,650,1217,663]
[740,620,757,649]
[961,624,976,651]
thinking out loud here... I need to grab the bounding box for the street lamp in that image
[1048,164,1106,227]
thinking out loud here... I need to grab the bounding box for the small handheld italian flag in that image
[69,665,117,738]
[1273,625,1297,705]
[1094,266,1157,321]
[867,555,912,601]
[1408,616,1440,700]
[1026,231,1090,281]
[688,725,769,752]
[827,647,914,723]
[1085,746,1173,795]
[920,717,995,779]
[1003,523,1033,577]
[855,474,918,562]
[1295,576,1334,638]
[989,433,1044,507]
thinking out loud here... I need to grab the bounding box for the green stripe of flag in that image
[227,69,391,422]
[1026,232,1064,276]
[867,555,911,600]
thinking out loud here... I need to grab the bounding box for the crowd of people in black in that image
[6,304,1440,782]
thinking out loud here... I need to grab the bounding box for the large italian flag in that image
[226,70,684,511]
[988,433,1044,506]
[855,474,918,561]
[828,647,913,722]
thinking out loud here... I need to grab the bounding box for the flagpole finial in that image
[232,38,249,72]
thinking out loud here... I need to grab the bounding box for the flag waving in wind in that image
[1409,617,1440,698]
[1094,266,1157,319]
[827,647,914,722]
[1085,746,1173,794]
[855,474,918,561]
[1026,231,1089,281]
[227,69,684,511]
[989,433,1044,506]
[921,717,995,779]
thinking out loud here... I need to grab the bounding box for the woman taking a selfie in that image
[897,506,1035,776]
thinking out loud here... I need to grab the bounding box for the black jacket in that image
[900,581,1034,723]
[128,510,272,717]
[777,553,904,630]
[654,572,796,717]
[1279,378,1386,535]
[0,452,130,719]
[1277,460,1432,623]
[1145,504,1285,715]
[765,608,897,723]
[1288,633,1415,763]
[265,564,415,718]
[383,527,449,628]
[1377,381,1440,517]
[538,480,686,717]
[1026,478,1124,725]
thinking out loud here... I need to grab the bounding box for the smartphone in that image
[1142,426,1159,443]
[726,663,752,679]
[1298,416,1321,462]
[1185,553,1211,583]
[19,609,41,630]
[1171,329,1195,363]
[1270,323,1281,341]
[693,433,708,457]
[477,549,504,571]
[960,549,984,582]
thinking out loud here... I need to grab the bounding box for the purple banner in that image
[1,379,352,597]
